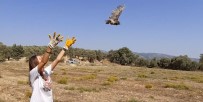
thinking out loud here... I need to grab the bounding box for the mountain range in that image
[135,52,199,62]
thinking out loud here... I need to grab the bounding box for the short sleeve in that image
[29,66,40,85]
[44,64,53,75]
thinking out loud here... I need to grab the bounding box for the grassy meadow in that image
[0,61,203,102]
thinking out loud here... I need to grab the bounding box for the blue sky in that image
[0,0,203,58]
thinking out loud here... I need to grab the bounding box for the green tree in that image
[95,50,107,61]
[158,58,171,68]
[87,50,97,63]
[147,58,158,68]
[199,54,203,64]
[4,46,12,61]
[134,57,148,67]
[199,54,203,71]
[170,55,198,71]
[107,47,138,65]
[49,46,61,61]
[11,44,24,60]
[0,42,7,62]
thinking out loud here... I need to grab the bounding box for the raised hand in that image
[63,37,76,50]
[48,32,63,49]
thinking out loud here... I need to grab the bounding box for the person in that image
[28,32,76,102]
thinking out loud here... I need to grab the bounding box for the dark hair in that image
[28,55,39,87]
[29,55,39,71]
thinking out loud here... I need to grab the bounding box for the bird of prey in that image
[106,5,125,25]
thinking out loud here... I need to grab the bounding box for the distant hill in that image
[134,52,199,62]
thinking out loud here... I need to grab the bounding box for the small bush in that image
[80,74,97,80]
[62,72,66,75]
[188,76,203,83]
[150,71,155,74]
[120,77,127,80]
[149,96,154,99]
[102,81,111,86]
[164,83,189,90]
[17,80,28,85]
[25,91,32,98]
[137,74,148,78]
[64,86,75,90]
[57,77,67,84]
[145,84,153,89]
[128,98,138,102]
[107,76,118,82]
[77,87,100,93]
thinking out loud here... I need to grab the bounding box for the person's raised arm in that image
[51,37,76,70]
[38,32,63,76]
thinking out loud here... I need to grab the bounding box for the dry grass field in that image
[0,61,203,102]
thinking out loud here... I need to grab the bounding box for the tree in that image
[11,44,24,60]
[199,54,203,64]
[4,46,12,61]
[158,58,171,68]
[87,50,97,63]
[0,42,7,62]
[170,55,198,71]
[134,57,148,67]
[199,54,203,71]
[49,46,61,61]
[107,47,138,65]
[147,58,158,68]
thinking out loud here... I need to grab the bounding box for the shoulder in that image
[30,66,39,74]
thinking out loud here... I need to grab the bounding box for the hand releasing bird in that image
[106,5,125,25]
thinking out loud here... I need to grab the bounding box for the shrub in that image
[107,76,118,82]
[25,91,32,98]
[102,81,111,86]
[128,98,138,102]
[17,80,28,85]
[137,74,148,78]
[57,77,67,84]
[145,84,153,89]
[64,86,75,90]
[164,83,189,90]
[120,77,127,80]
[79,74,97,80]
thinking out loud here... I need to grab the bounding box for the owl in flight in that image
[106,5,125,25]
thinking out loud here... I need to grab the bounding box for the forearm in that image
[42,47,52,64]
[56,49,65,61]
[38,47,52,75]
[51,49,66,70]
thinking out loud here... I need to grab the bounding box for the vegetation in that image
[0,42,202,71]
[57,77,68,84]
[164,83,189,90]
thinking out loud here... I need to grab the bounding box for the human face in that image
[37,55,43,63]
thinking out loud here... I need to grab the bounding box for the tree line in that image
[0,42,203,71]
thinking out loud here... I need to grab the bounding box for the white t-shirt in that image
[29,65,53,102]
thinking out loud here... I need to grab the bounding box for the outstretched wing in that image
[109,5,125,20]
